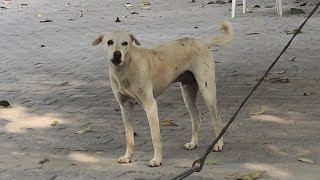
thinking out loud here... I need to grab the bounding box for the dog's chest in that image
[118,87,136,100]
[112,77,137,100]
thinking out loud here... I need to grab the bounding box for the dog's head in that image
[92,31,141,66]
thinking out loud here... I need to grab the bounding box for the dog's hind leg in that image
[193,59,224,152]
[180,80,201,150]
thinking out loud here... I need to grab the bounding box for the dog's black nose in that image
[112,51,122,65]
[113,51,122,59]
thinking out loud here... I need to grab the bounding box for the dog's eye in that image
[122,41,128,46]
[107,40,114,46]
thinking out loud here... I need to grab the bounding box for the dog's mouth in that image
[111,58,123,65]
[111,51,123,65]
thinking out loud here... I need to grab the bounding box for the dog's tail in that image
[206,21,233,48]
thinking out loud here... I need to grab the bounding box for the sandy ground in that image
[0,0,320,179]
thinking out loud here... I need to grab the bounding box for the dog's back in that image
[152,21,233,63]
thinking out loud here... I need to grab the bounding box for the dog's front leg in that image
[117,100,135,164]
[142,98,162,167]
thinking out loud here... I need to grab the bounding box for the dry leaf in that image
[298,158,315,164]
[39,158,50,164]
[290,57,296,61]
[115,17,121,22]
[225,173,237,179]
[125,3,133,8]
[249,109,265,115]
[269,77,289,83]
[300,2,307,6]
[208,0,226,5]
[142,1,151,5]
[40,19,53,23]
[161,120,178,126]
[245,32,259,35]
[303,92,313,96]
[284,28,302,35]
[49,175,58,180]
[75,127,92,134]
[96,133,107,139]
[57,82,69,86]
[0,100,11,108]
[236,171,265,180]
[51,120,59,126]
[204,159,219,165]
[290,8,305,14]
[265,5,274,8]
[270,70,287,74]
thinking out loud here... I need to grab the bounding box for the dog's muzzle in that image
[111,51,122,65]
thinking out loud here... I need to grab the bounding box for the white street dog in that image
[92,21,233,167]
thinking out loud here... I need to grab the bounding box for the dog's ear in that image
[92,34,104,46]
[130,34,141,46]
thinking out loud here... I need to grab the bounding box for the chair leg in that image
[243,0,247,13]
[276,0,279,15]
[277,0,283,16]
[232,0,236,18]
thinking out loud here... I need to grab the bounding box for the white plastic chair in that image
[231,0,282,18]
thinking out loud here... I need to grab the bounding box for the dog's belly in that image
[174,71,196,85]
[152,71,196,98]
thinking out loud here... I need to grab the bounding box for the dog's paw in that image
[148,158,161,167]
[117,155,132,164]
[183,142,197,150]
[212,140,223,152]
